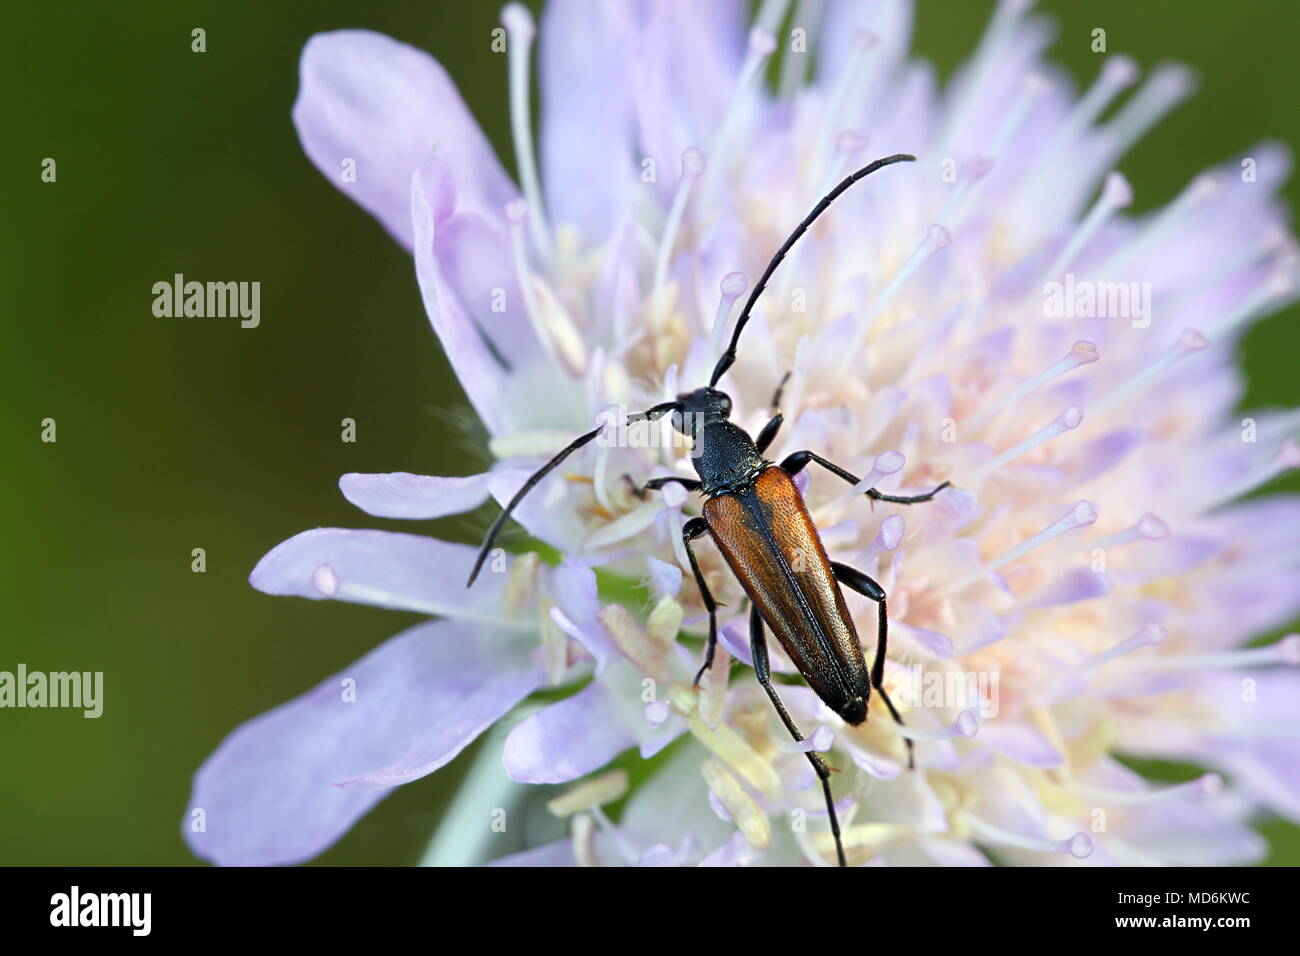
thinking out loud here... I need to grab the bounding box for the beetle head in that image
[671,387,732,436]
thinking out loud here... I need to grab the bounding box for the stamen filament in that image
[709,271,748,358]
[1077,623,1166,669]
[1081,513,1169,551]
[502,4,551,257]
[1092,329,1207,415]
[889,708,980,741]
[936,501,1098,597]
[971,341,1099,427]
[838,224,950,375]
[963,814,1094,859]
[652,149,706,309]
[822,450,904,515]
[973,406,1083,481]
[1072,773,1222,806]
[1102,63,1196,163]
[1131,634,1300,671]
[1039,172,1133,286]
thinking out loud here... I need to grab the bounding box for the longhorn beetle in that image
[467,154,951,867]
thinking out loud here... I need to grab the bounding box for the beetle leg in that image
[770,370,792,411]
[750,605,847,868]
[831,560,915,771]
[682,516,718,686]
[754,413,783,455]
[754,372,793,455]
[780,450,950,504]
[623,474,702,500]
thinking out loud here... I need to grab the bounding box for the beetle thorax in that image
[690,420,767,495]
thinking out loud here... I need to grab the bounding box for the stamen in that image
[599,605,675,684]
[1192,229,1297,303]
[847,745,903,780]
[584,500,662,550]
[816,30,877,173]
[1083,513,1170,552]
[1073,773,1222,806]
[539,604,569,685]
[1093,171,1223,278]
[1077,622,1167,670]
[652,148,706,309]
[588,807,643,865]
[971,341,1099,426]
[775,725,836,754]
[973,406,1083,481]
[489,427,589,459]
[1102,63,1196,163]
[1038,172,1133,285]
[1091,329,1207,415]
[776,132,870,306]
[861,513,906,562]
[1061,55,1141,141]
[1132,634,1300,671]
[987,72,1052,166]
[702,758,772,851]
[501,4,551,257]
[890,708,980,741]
[1205,266,1299,340]
[570,812,600,866]
[669,685,783,798]
[706,28,777,194]
[1206,439,1300,509]
[936,501,1098,597]
[936,155,994,226]
[948,74,1049,229]
[940,0,1035,150]
[823,450,904,514]
[546,769,629,816]
[709,271,748,358]
[838,224,951,374]
[753,0,793,33]
[1016,57,1137,210]
[963,814,1094,859]
[816,131,870,200]
[506,200,587,375]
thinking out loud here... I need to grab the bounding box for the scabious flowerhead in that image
[185,0,1300,866]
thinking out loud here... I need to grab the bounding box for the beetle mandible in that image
[467,154,951,867]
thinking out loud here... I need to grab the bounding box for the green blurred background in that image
[2,0,1297,865]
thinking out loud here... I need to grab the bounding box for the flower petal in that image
[249,528,516,623]
[292,30,515,249]
[185,619,542,866]
[503,678,638,784]
[339,471,491,519]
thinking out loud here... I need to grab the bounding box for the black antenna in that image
[466,401,680,587]
[708,153,916,388]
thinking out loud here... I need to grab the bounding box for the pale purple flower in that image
[185,0,1300,866]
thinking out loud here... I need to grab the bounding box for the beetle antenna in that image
[466,401,681,587]
[707,153,916,388]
